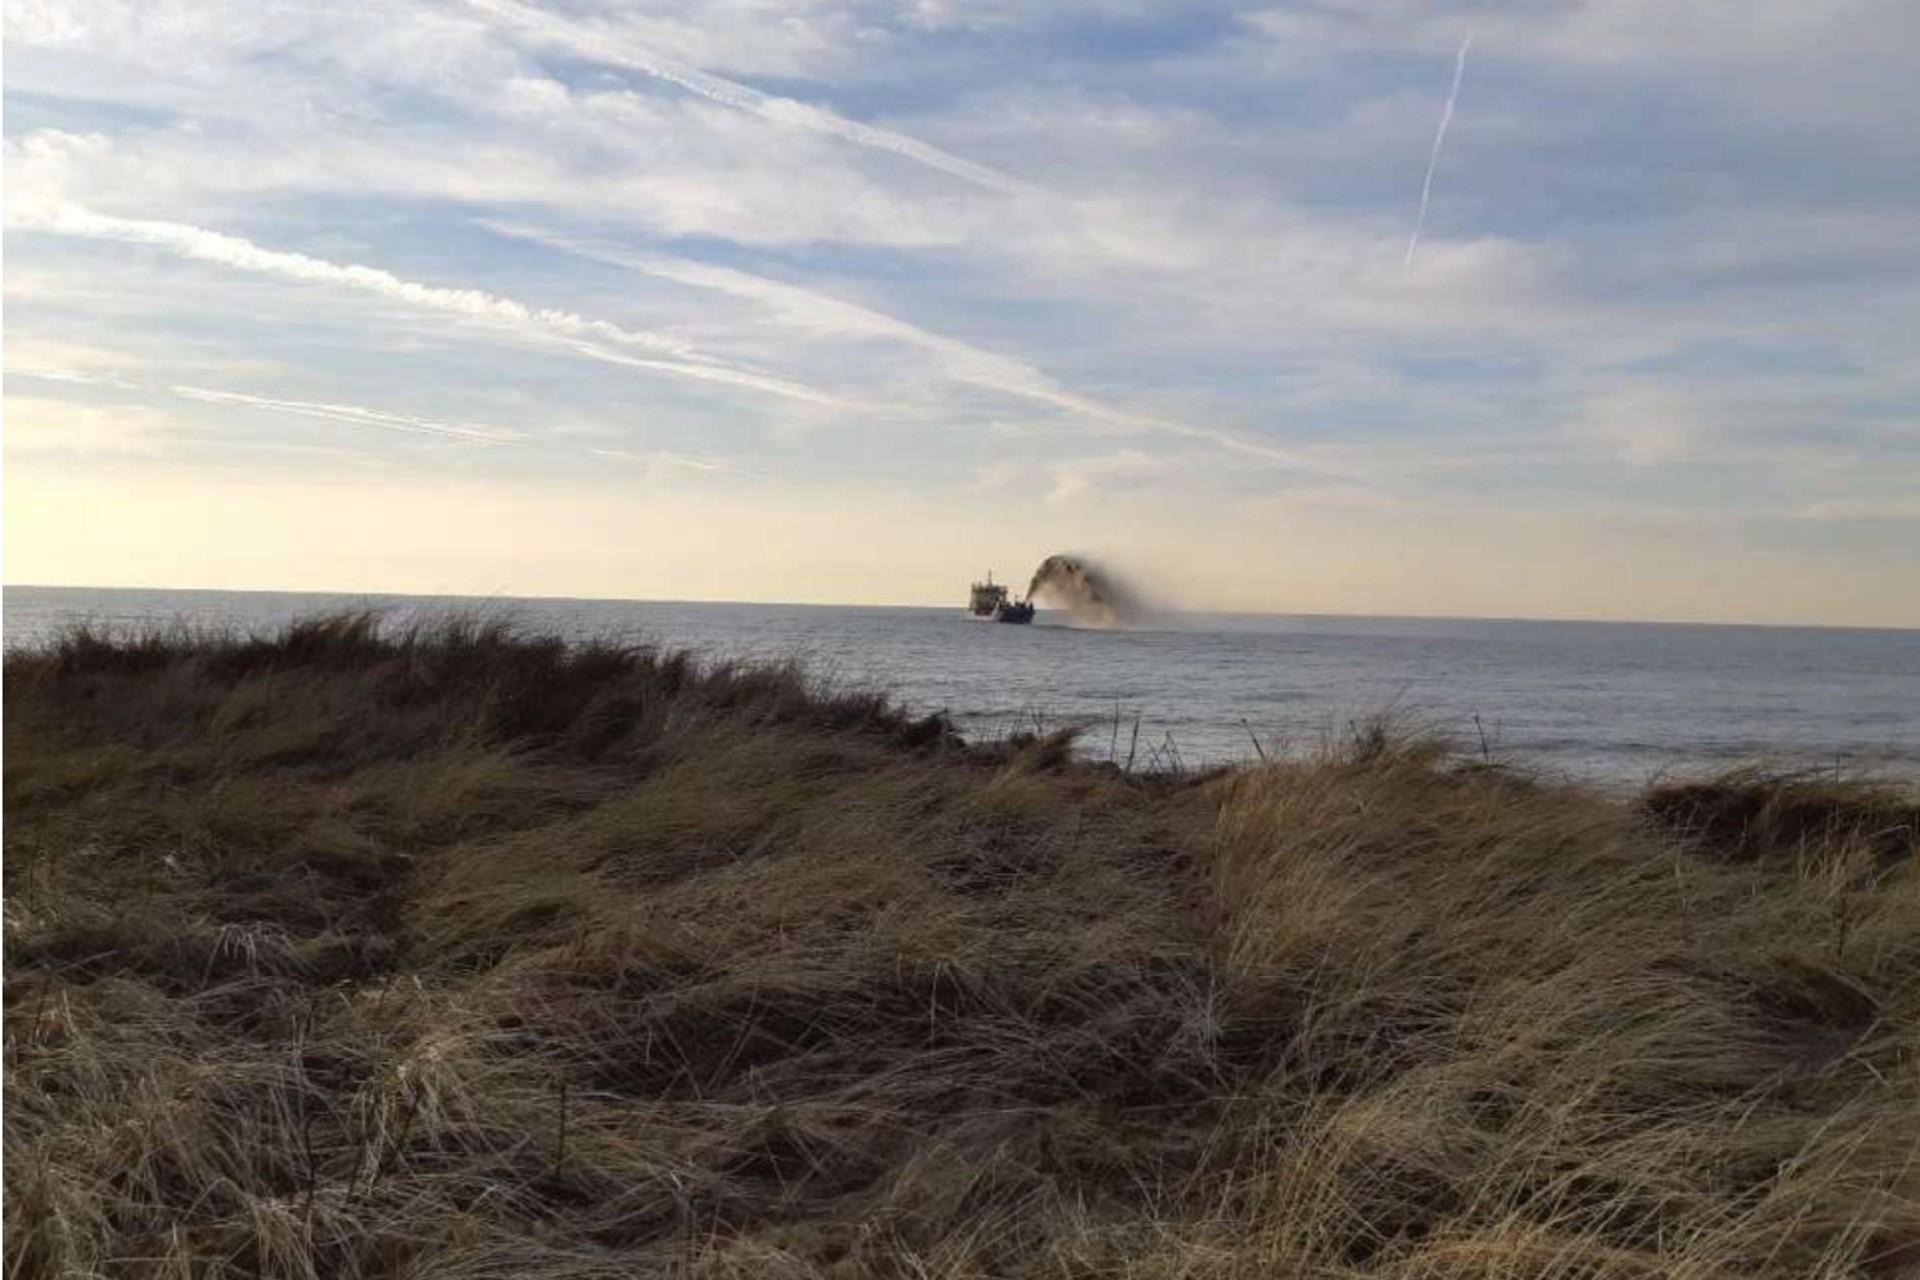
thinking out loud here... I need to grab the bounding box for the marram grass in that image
[5,614,1916,1278]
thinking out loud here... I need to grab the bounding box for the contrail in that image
[11,200,850,408]
[587,448,767,479]
[12,201,696,357]
[1405,31,1473,272]
[461,0,1034,196]
[480,220,1074,404]
[485,220,1350,474]
[171,386,522,443]
[10,356,518,445]
[9,341,762,470]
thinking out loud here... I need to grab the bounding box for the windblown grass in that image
[5,615,1915,1278]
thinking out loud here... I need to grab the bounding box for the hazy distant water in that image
[6,586,1917,786]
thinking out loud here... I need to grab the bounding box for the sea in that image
[5,585,1917,787]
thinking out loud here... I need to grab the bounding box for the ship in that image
[968,571,1036,624]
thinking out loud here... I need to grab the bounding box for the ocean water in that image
[5,585,1917,786]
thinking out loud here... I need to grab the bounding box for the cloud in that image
[484,220,1346,472]
[8,190,851,409]
[586,447,763,480]
[1037,449,1172,505]
[482,220,1075,394]
[8,350,767,464]
[5,172,690,361]
[2,396,177,456]
[4,329,523,445]
[973,447,1180,506]
[460,0,1035,195]
[170,386,522,443]
[554,339,853,409]
[3,338,152,389]
[5,1,1918,622]
[1794,497,1920,522]
[1576,388,1702,466]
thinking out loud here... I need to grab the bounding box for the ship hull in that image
[968,572,1032,623]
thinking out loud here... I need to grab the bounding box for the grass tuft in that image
[1643,765,1920,868]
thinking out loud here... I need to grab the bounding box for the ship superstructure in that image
[967,572,1035,624]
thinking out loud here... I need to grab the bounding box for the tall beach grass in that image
[5,614,1916,1277]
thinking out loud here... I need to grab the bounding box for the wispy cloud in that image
[1577,388,1701,467]
[6,338,771,467]
[10,199,850,408]
[7,1,1917,620]
[2,396,176,456]
[557,339,849,408]
[587,447,764,479]
[1037,449,1170,505]
[483,220,1064,392]
[1406,30,1474,272]
[4,337,155,386]
[1793,497,1920,521]
[461,0,1034,196]
[172,386,521,443]
[485,220,1341,472]
[5,332,522,445]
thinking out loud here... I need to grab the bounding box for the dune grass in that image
[4,614,1916,1278]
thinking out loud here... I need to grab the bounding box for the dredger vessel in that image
[967,572,1035,624]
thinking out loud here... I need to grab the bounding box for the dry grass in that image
[4,615,1916,1278]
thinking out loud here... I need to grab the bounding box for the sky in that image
[4,0,1918,627]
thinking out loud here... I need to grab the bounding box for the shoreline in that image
[5,599,1915,789]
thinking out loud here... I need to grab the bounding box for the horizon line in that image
[6,581,1917,635]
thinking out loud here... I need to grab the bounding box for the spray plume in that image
[1405,30,1474,272]
[1026,554,1147,628]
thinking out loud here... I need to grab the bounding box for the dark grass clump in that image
[1643,766,1920,868]
[5,613,1917,1278]
[13,612,958,763]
